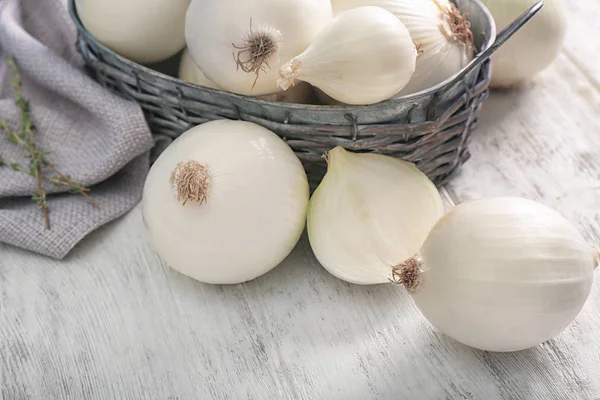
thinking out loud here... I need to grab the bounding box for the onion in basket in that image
[481,0,567,88]
[184,0,332,97]
[178,48,221,90]
[278,7,417,105]
[178,48,315,104]
[331,0,475,96]
[142,120,309,285]
[393,197,598,352]
[75,0,190,64]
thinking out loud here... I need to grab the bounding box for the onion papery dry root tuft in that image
[438,0,475,55]
[278,59,301,91]
[170,160,210,206]
[232,19,282,89]
[391,256,423,293]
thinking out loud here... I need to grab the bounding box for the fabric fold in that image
[0,0,155,259]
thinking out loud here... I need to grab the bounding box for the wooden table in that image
[2,4,600,400]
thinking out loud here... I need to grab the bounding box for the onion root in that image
[170,160,211,205]
[391,256,423,292]
[232,18,282,89]
[434,0,475,54]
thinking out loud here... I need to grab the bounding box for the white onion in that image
[307,146,444,284]
[331,0,475,96]
[313,87,345,106]
[178,48,315,104]
[393,197,597,352]
[278,6,417,105]
[255,83,314,104]
[142,120,309,284]
[481,0,567,88]
[75,0,190,64]
[178,47,220,90]
[184,0,332,96]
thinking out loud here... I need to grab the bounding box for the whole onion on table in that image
[142,120,309,285]
[482,0,567,88]
[308,147,598,352]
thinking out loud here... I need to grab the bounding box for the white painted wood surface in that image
[2,3,600,400]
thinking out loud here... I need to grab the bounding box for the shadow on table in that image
[478,87,531,135]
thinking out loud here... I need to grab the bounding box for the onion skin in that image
[407,197,595,352]
[278,6,417,105]
[142,120,309,285]
[330,0,475,96]
[178,48,221,90]
[307,146,444,285]
[482,0,567,88]
[184,0,332,96]
[76,0,190,64]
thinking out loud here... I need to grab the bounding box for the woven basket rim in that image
[67,0,496,112]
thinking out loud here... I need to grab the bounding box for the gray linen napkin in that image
[0,0,155,259]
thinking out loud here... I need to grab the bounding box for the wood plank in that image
[2,2,600,399]
[3,207,590,400]
[445,52,600,243]
[2,52,600,399]
[562,0,600,87]
[440,50,600,400]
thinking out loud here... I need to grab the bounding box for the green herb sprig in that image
[0,56,99,229]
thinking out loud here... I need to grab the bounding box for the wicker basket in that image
[67,0,540,190]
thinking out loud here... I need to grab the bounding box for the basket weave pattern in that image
[69,0,493,190]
